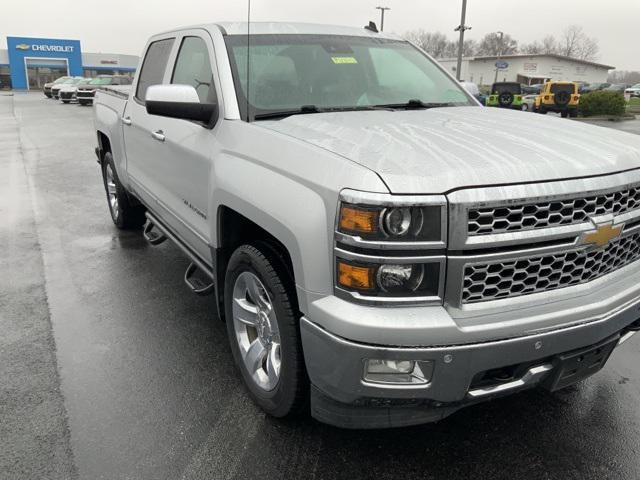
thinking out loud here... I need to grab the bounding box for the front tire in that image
[224,243,306,418]
[101,152,146,229]
[62,100,70,104]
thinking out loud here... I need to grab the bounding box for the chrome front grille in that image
[446,171,640,311]
[468,183,640,236]
[462,231,640,304]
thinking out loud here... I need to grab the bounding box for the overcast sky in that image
[1,0,638,70]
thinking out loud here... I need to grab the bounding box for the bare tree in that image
[521,35,560,55]
[541,35,560,54]
[404,30,476,58]
[477,32,518,56]
[560,25,599,60]
[404,30,450,58]
[520,40,543,54]
[403,26,598,61]
[462,39,478,57]
[608,70,640,84]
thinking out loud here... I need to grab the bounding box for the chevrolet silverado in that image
[93,22,640,428]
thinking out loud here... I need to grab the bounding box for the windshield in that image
[53,77,69,84]
[224,34,473,120]
[89,77,113,85]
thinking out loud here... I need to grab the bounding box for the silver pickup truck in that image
[93,22,640,429]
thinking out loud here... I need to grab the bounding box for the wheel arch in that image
[214,205,304,322]
[96,130,112,162]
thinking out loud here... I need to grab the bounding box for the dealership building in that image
[0,36,139,90]
[438,54,614,86]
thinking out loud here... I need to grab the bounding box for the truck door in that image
[124,31,221,264]
[122,36,176,215]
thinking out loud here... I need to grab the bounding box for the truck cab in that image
[93,23,640,429]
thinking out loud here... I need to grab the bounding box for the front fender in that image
[210,122,389,313]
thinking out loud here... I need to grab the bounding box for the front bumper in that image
[76,91,95,102]
[301,294,639,428]
[59,91,76,101]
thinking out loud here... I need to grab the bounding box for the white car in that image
[50,77,85,100]
[625,84,640,98]
[521,94,538,112]
[59,78,92,103]
[459,80,482,103]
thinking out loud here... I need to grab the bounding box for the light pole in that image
[493,31,504,84]
[454,0,471,81]
[376,6,390,32]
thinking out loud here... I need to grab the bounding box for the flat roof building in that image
[438,54,615,86]
[0,36,139,90]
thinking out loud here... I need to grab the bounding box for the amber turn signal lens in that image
[339,205,378,234]
[337,261,375,291]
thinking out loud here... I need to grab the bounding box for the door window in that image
[172,36,216,103]
[136,38,175,102]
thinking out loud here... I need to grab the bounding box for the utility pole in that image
[493,31,504,84]
[376,6,390,32]
[454,0,471,81]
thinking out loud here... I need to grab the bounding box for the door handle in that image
[121,116,131,125]
[151,130,165,142]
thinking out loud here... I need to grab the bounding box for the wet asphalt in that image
[1,92,639,480]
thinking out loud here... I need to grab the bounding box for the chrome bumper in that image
[301,295,639,428]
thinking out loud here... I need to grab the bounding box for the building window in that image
[0,66,11,90]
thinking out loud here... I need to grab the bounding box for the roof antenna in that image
[364,21,378,33]
[246,0,252,122]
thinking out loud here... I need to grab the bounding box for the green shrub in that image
[580,91,626,117]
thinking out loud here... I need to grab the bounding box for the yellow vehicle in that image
[535,81,580,118]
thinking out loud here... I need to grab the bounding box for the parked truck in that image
[93,22,640,429]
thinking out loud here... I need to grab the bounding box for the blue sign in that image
[495,60,509,70]
[7,37,83,90]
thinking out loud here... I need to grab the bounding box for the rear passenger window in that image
[136,38,175,102]
[172,37,216,103]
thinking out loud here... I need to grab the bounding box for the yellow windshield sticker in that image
[331,56,358,64]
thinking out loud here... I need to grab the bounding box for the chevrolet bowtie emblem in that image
[15,44,31,50]
[582,223,623,248]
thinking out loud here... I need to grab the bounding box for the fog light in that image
[364,359,433,385]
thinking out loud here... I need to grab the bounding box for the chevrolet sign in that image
[32,44,74,53]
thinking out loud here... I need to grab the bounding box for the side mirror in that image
[145,84,217,123]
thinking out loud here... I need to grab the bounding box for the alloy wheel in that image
[105,164,119,220]
[232,271,282,392]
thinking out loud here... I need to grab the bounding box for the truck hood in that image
[257,107,640,193]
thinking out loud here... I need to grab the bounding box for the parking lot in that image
[2,92,640,480]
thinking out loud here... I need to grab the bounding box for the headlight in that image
[334,190,447,305]
[336,257,443,302]
[338,202,445,244]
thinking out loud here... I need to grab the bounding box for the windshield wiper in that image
[252,104,390,121]
[253,105,323,120]
[374,99,457,110]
